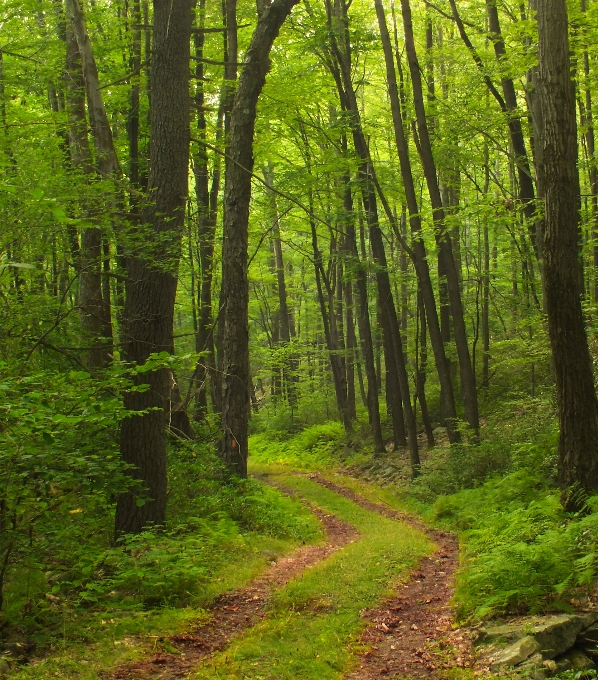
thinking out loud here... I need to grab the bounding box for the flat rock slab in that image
[489,636,539,671]
[479,613,595,659]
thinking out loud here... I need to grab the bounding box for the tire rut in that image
[103,503,357,679]
[306,473,473,679]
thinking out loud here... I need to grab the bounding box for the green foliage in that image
[0,366,139,619]
[249,421,345,469]
[408,397,557,504]
[427,463,598,621]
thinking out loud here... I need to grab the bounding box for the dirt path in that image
[308,474,472,679]
[104,473,469,680]
[103,508,357,680]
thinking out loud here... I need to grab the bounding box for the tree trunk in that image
[193,0,222,418]
[416,287,435,447]
[115,0,192,535]
[537,0,598,509]
[66,0,121,367]
[343,174,384,452]
[219,0,300,475]
[400,0,480,437]
[263,161,299,405]
[374,0,460,442]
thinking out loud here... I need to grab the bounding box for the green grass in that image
[248,422,345,470]
[192,472,432,680]
[5,534,303,680]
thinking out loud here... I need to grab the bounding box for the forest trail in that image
[106,469,470,680]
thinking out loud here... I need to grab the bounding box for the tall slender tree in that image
[219,0,300,476]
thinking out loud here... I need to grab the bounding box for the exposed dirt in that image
[103,506,357,679]
[307,474,473,679]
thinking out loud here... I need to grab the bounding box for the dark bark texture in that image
[220,0,299,476]
[537,0,598,507]
[115,0,192,535]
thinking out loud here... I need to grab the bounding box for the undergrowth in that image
[390,396,598,623]
[249,421,347,469]
[1,439,321,678]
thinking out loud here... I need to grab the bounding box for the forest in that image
[1,0,598,676]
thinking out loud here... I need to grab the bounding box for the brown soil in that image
[307,474,473,679]
[103,506,357,679]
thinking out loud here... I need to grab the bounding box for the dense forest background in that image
[2,0,598,675]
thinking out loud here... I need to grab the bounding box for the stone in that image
[533,615,585,659]
[518,653,547,679]
[563,649,595,671]
[554,657,572,673]
[477,622,527,643]
[578,622,598,648]
[489,636,540,671]
[579,612,598,629]
[542,659,558,672]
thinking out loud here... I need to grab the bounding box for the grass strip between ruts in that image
[192,471,433,680]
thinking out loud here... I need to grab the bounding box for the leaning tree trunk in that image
[115,0,192,535]
[220,0,299,476]
[537,0,598,509]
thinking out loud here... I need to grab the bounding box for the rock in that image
[477,622,527,643]
[562,649,595,671]
[578,622,598,649]
[579,612,598,629]
[554,657,572,673]
[533,615,585,659]
[489,636,540,671]
[432,427,447,437]
[518,653,547,679]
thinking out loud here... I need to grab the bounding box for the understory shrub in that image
[249,421,345,469]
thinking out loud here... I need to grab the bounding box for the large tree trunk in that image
[219,0,299,476]
[115,0,192,535]
[537,0,598,509]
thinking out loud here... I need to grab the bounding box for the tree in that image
[219,0,300,476]
[537,0,598,508]
[115,0,193,535]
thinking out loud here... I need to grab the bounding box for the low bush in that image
[249,421,345,469]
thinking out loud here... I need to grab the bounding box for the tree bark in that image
[115,0,192,535]
[63,4,114,368]
[219,0,299,475]
[374,0,460,442]
[343,173,384,452]
[400,0,480,437]
[537,0,598,509]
